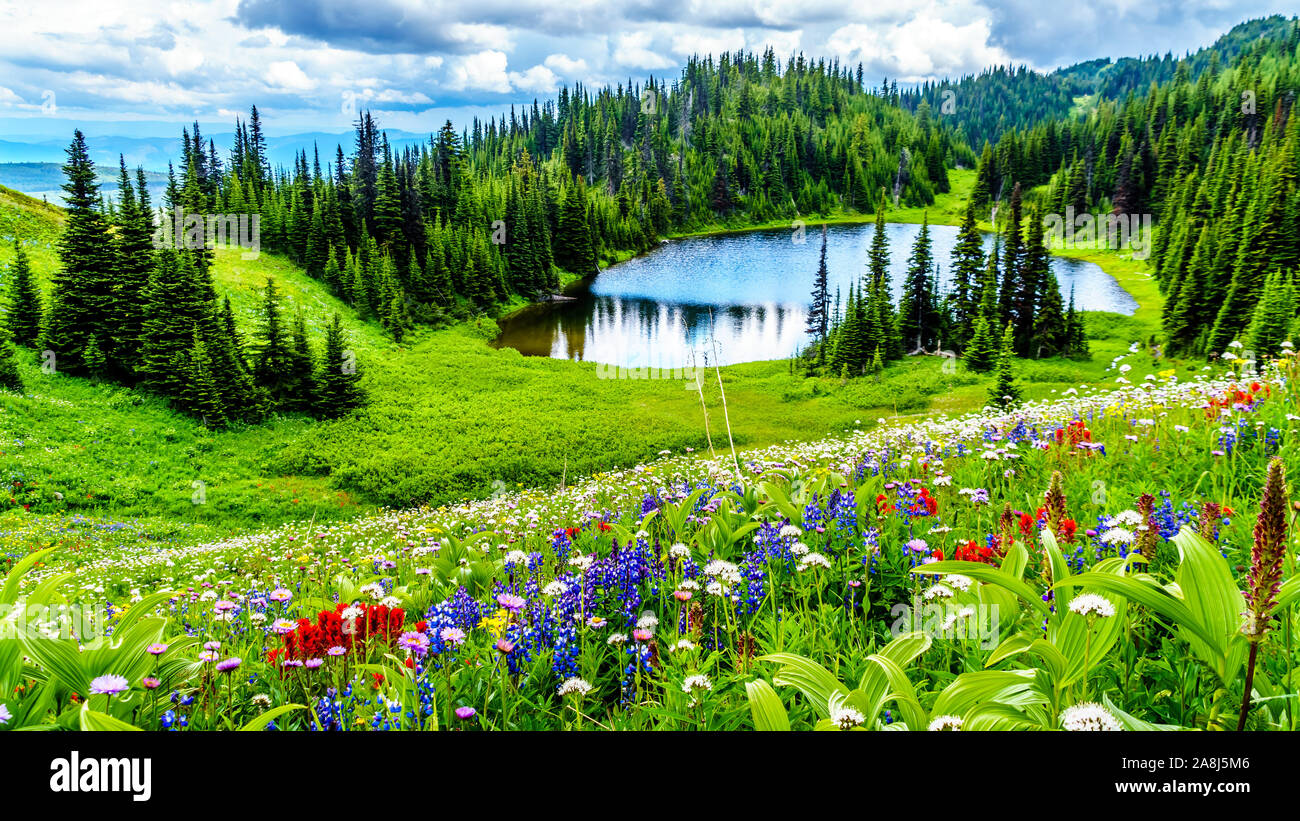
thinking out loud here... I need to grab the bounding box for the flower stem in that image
[1236,641,1259,732]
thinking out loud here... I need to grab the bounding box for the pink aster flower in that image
[496,593,526,612]
[89,674,129,695]
[215,657,242,673]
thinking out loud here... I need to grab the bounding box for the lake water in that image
[491,222,1138,368]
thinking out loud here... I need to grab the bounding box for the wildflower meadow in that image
[2,348,1296,734]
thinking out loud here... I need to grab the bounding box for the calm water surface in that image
[492,222,1137,368]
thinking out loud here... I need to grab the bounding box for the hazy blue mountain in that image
[0,129,441,177]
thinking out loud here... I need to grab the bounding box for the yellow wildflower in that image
[478,608,509,639]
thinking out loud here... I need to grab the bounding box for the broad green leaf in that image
[1052,597,1125,685]
[1027,639,1069,681]
[757,482,802,526]
[1276,577,1300,612]
[1040,529,1071,591]
[1101,694,1183,731]
[745,679,790,731]
[1054,572,1224,667]
[857,631,931,714]
[978,584,1022,635]
[79,701,142,731]
[858,653,927,730]
[1000,539,1029,580]
[930,669,1042,717]
[18,632,88,695]
[986,633,1034,668]
[28,572,74,609]
[111,590,176,637]
[1172,527,1247,681]
[760,652,847,719]
[912,561,1049,615]
[963,702,1043,730]
[239,703,307,731]
[1,547,56,606]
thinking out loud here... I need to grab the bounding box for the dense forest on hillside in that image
[969,16,1300,359]
[165,46,963,331]
[901,15,1299,147]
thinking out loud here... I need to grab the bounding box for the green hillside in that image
[0,184,63,279]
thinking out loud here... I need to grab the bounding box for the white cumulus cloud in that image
[265,60,317,91]
[446,50,513,94]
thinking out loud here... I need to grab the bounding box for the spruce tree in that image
[1063,286,1089,358]
[988,322,1022,409]
[949,200,984,343]
[5,242,43,347]
[554,181,595,275]
[349,253,369,314]
[179,329,226,427]
[806,226,831,355]
[316,313,365,417]
[503,178,535,294]
[305,207,328,280]
[1015,205,1050,355]
[1163,224,1214,354]
[998,183,1023,327]
[866,196,901,359]
[1032,265,1067,358]
[386,294,410,342]
[1248,271,1295,356]
[112,156,156,375]
[0,327,22,393]
[44,130,118,374]
[964,256,1001,372]
[81,335,107,377]
[252,277,295,407]
[287,309,318,413]
[964,311,997,372]
[209,296,259,421]
[898,215,936,352]
[867,195,890,289]
[138,251,210,396]
[869,345,884,380]
[323,254,343,296]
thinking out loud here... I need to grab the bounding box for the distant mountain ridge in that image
[0,162,169,204]
[0,130,438,178]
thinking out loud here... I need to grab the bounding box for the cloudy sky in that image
[0,0,1287,137]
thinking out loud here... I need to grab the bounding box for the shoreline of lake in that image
[491,221,1138,369]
